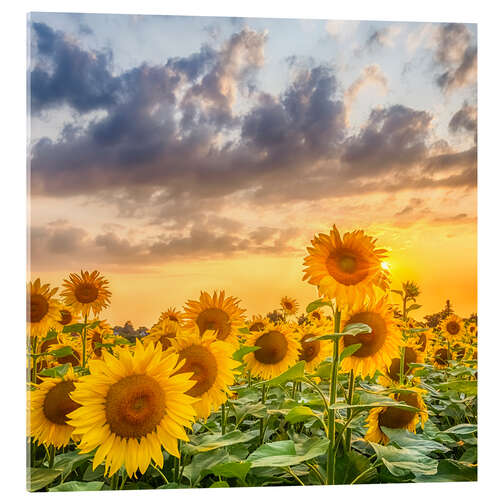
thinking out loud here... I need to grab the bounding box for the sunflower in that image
[280,296,299,316]
[412,330,432,355]
[47,341,81,367]
[365,389,428,444]
[440,314,464,341]
[308,308,325,323]
[68,342,197,478]
[56,305,81,330]
[170,330,238,420]
[243,323,300,380]
[87,320,114,359]
[27,279,61,338]
[432,345,453,369]
[159,307,185,325]
[144,317,180,351]
[61,270,111,318]
[340,298,402,379]
[466,323,477,338]
[379,345,424,386]
[184,290,245,345]
[303,225,390,304]
[29,367,80,448]
[247,315,269,333]
[297,324,330,372]
[405,318,418,330]
[452,342,467,361]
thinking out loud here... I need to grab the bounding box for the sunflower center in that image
[176,345,218,397]
[379,392,419,429]
[158,335,174,351]
[387,347,418,382]
[299,334,321,362]
[284,302,293,310]
[435,348,451,366]
[254,330,288,364]
[249,321,265,332]
[196,308,231,341]
[325,249,370,286]
[29,294,49,323]
[40,336,58,353]
[105,374,166,438]
[416,333,427,352]
[446,321,460,335]
[53,347,81,367]
[343,312,388,357]
[91,332,102,356]
[74,283,99,304]
[59,309,73,325]
[168,315,178,322]
[311,311,321,321]
[43,381,80,425]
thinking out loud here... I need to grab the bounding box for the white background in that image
[1,1,497,498]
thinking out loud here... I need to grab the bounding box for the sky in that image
[27,13,477,327]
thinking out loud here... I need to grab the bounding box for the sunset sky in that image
[28,13,477,327]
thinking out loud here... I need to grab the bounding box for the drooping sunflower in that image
[411,330,432,355]
[159,307,186,326]
[56,305,81,330]
[280,296,299,316]
[451,342,468,361]
[379,345,424,386]
[303,225,390,304]
[243,323,300,380]
[365,389,428,444]
[440,314,464,341]
[170,330,238,420]
[68,342,197,478]
[184,290,245,345]
[29,367,80,448]
[297,324,330,372]
[61,270,111,318]
[87,320,114,359]
[27,279,61,338]
[431,344,453,369]
[144,317,180,351]
[340,298,402,379]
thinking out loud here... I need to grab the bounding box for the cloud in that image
[365,25,402,49]
[449,101,477,143]
[434,24,477,93]
[325,20,359,40]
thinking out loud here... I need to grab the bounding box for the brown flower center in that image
[74,283,99,304]
[176,345,218,397]
[196,308,231,341]
[446,321,460,335]
[28,294,49,323]
[59,310,73,325]
[53,347,81,367]
[311,311,321,321]
[416,333,427,352]
[283,302,293,310]
[434,347,451,366]
[379,392,419,429]
[249,321,265,332]
[299,334,321,363]
[157,335,174,351]
[387,347,418,382]
[91,332,103,357]
[168,315,179,322]
[105,374,166,438]
[43,381,80,425]
[326,249,370,286]
[343,312,388,357]
[40,336,58,353]
[254,330,288,364]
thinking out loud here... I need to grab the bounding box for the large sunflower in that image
[440,314,464,341]
[379,345,424,386]
[280,296,299,316]
[431,345,453,369]
[184,290,245,345]
[365,389,428,444]
[68,342,197,478]
[243,323,300,380]
[61,270,111,318]
[303,225,390,304]
[27,279,61,338]
[170,330,238,420]
[29,367,80,448]
[340,298,402,378]
[144,317,180,351]
[297,324,330,373]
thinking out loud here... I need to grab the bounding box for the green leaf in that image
[238,327,250,335]
[49,481,104,492]
[284,405,317,424]
[443,423,477,435]
[62,323,85,333]
[182,449,229,484]
[370,443,438,477]
[38,363,71,378]
[437,380,477,395]
[391,289,404,297]
[53,450,92,479]
[49,346,74,358]
[335,451,377,484]
[184,430,259,454]
[210,481,230,488]
[233,345,260,362]
[414,459,477,482]
[256,361,306,387]
[306,299,331,313]
[210,462,251,482]
[381,427,450,453]
[249,438,329,468]
[27,468,63,492]
[330,400,420,412]
[407,304,422,312]
[339,343,361,363]
[342,322,372,335]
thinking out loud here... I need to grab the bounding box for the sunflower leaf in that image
[27,468,63,492]
[443,423,477,435]
[284,405,318,424]
[48,481,104,492]
[238,327,250,334]
[233,345,260,362]
[38,363,71,378]
[339,343,362,362]
[49,346,74,358]
[209,461,252,482]
[62,323,86,333]
[183,430,259,454]
[342,322,372,335]
[254,361,306,387]
[306,299,332,313]
[330,401,420,412]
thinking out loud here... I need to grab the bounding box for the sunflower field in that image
[26,225,477,492]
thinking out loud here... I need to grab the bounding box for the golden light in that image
[381,261,390,271]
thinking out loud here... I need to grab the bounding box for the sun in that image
[381,261,390,271]
[303,225,390,304]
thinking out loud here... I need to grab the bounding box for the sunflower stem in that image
[48,445,55,469]
[399,346,406,385]
[259,383,267,444]
[345,369,355,452]
[110,472,119,490]
[326,307,341,485]
[221,401,226,435]
[81,313,88,369]
[31,336,38,384]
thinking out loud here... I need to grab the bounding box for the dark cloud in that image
[364,25,401,51]
[434,24,477,92]
[449,101,477,143]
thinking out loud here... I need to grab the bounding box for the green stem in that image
[399,346,406,385]
[48,445,55,469]
[303,376,329,411]
[345,369,355,452]
[110,473,119,490]
[259,383,267,444]
[326,308,341,485]
[173,455,180,483]
[81,313,88,369]
[221,401,226,435]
